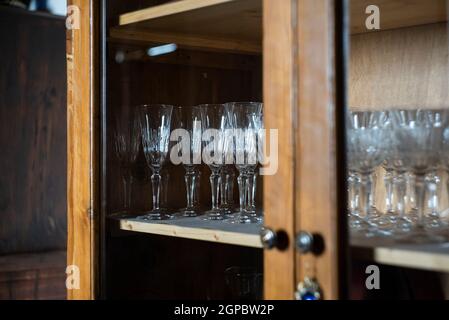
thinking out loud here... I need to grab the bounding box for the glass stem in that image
[122,171,133,210]
[384,168,395,213]
[414,172,426,227]
[185,167,199,210]
[220,166,234,208]
[210,168,221,210]
[359,171,374,219]
[246,169,257,214]
[394,172,407,218]
[348,172,357,215]
[407,173,417,212]
[425,171,439,218]
[237,171,247,213]
[151,170,162,211]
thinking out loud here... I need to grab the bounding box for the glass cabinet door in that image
[100,0,268,299]
[345,0,449,299]
[68,0,345,300]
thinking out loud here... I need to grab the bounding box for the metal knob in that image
[260,227,277,249]
[296,231,314,254]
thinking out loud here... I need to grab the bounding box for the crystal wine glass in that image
[138,104,174,220]
[227,102,263,224]
[113,107,140,214]
[172,106,203,217]
[200,104,230,220]
[347,110,390,237]
[391,109,444,243]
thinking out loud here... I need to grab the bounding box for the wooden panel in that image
[0,7,67,255]
[119,217,262,248]
[113,0,262,53]
[350,0,447,34]
[296,0,346,299]
[67,0,98,300]
[0,251,66,300]
[105,235,262,299]
[263,0,296,300]
[349,22,449,110]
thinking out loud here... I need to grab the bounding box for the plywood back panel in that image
[350,0,447,34]
[349,23,449,110]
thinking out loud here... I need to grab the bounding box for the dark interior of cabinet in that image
[101,1,263,299]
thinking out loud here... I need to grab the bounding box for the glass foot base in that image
[220,206,235,217]
[226,213,260,224]
[138,209,173,221]
[396,226,446,244]
[202,210,225,221]
[176,208,203,218]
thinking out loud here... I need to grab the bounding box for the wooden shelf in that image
[110,0,447,53]
[119,216,263,248]
[351,238,449,273]
[111,0,262,54]
[118,216,449,272]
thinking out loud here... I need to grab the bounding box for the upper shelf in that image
[110,0,448,54]
[111,0,262,54]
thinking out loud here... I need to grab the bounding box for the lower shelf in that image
[118,216,263,249]
[351,238,449,273]
[117,216,449,272]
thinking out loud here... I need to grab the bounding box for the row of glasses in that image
[113,102,264,224]
[347,109,449,243]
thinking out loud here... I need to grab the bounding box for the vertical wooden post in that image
[296,0,347,299]
[263,0,297,299]
[67,0,98,300]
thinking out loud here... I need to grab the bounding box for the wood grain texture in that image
[112,0,262,54]
[350,0,447,34]
[0,251,66,300]
[0,7,67,255]
[296,0,345,300]
[119,217,262,248]
[263,0,296,300]
[349,22,449,110]
[110,27,261,54]
[67,0,98,300]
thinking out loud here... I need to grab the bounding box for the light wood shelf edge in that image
[119,0,238,26]
[372,247,449,273]
[352,240,449,273]
[119,218,263,248]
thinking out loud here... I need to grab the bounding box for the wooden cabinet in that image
[67,0,449,300]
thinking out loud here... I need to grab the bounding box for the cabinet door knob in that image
[295,231,314,254]
[260,227,277,249]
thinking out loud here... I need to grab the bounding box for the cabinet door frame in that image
[67,0,99,300]
[263,0,347,299]
[295,0,348,300]
[67,0,347,300]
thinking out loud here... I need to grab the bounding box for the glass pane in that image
[102,0,263,299]
[347,0,449,298]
